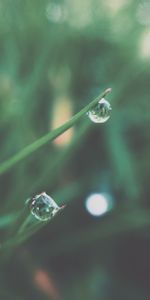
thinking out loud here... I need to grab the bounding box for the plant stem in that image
[0,88,111,175]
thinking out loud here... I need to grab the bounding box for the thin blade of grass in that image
[0,88,111,175]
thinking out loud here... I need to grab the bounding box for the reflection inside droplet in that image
[28,192,60,221]
[87,98,112,123]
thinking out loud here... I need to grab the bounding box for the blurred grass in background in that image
[0,0,150,299]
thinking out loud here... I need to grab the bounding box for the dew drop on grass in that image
[87,98,112,123]
[28,192,61,221]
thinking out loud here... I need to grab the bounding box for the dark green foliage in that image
[0,0,150,299]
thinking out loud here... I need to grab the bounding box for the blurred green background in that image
[0,0,150,299]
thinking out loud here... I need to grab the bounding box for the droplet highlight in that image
[87,98,112,123]
[28,192,60,221]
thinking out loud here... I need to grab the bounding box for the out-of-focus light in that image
[140,30,150,59]
[46,2,65,23]
[136,1,150,26]
[67,0,92,29]
[105,0,126,15]
[85,193,112,217]
[51,96,74,147]
[34,269,60,300]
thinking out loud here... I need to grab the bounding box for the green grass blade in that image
[0,88,111,175]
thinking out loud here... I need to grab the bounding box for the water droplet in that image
[28,192,60,221]
[87,98,112,123]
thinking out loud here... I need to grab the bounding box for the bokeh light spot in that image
[85,193,112,217]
